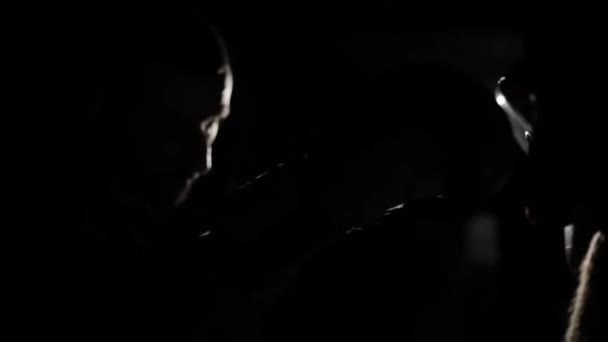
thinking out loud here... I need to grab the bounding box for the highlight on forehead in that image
[209,25,233,119]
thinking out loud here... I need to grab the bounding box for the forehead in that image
[123,62,226,120]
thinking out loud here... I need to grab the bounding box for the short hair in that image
[80,8,227,87]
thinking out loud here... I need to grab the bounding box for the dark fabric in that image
[261,198,517,342]
[38,230,226,341]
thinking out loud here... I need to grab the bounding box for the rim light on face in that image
[173,31,234,207]
[219,64,234,119]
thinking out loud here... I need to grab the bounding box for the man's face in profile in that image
[93,61,233,208]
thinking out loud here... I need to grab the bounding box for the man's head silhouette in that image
[80,9,233,210]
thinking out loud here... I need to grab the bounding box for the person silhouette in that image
[20,8,235,341]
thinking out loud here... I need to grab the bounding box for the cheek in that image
[134,118,208,173]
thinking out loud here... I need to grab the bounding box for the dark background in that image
[5,3,600,341]
[3,3,535,184]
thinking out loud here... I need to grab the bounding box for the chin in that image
[172,172,202,207]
